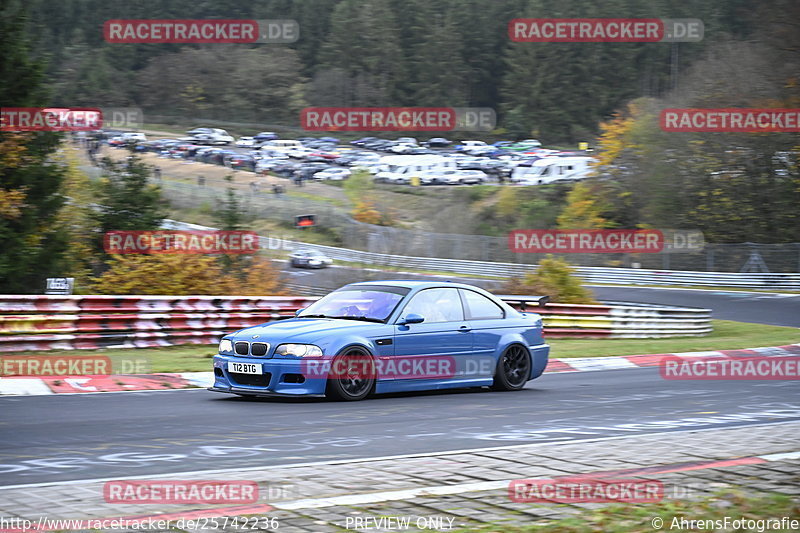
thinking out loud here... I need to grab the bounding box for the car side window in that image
[401,288,464,323]
[462,290,504,320]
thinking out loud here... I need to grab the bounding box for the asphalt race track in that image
[1,368,799,486]
[2,265,797,489]
[590,286,800,327]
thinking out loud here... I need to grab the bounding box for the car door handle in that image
[458,325,472,332]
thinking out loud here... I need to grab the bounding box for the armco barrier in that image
[0,295,711,352]
[163,220,800,290]
[0,295,318,352]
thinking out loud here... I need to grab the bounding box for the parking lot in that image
[88,129,596,188]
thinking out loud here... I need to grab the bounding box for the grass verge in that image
[1,320,796,374]
[549,320,799,358]
[453,490,799,532]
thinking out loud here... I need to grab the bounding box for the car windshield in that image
[298,286,409,322]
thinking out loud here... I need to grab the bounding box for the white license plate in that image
[229,362,261,374]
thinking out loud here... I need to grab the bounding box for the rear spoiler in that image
[497,295,550,309]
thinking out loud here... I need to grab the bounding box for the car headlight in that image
[275,343,323,357]
[219,339,233,353]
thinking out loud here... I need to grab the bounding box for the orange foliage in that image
[92,254,285,296]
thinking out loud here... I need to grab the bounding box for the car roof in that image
[343,280,485,291]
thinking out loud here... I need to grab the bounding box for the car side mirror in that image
[295,308,305,317]
[400,313,424,325]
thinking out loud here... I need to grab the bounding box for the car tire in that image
[326,347,376,401]
[491,344,531,391]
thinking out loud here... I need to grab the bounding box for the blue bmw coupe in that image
[209,281,549,401]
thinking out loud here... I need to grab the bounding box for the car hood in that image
[227,318,388,345]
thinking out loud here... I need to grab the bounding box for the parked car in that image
[468,146,502,157]
[364,140,394,151]
[187,128,235,145]
[456,156,491,170]
[295,162,334,179]
[266,140,305,152]
[419,169,488,185]
[425,137,452,147]
[455,140,488,153]
[511,156,596,184]
[374,155,457,184]
[351,137,379,147]
[286,146,315,159]
[120,132,146,142]
[333,154,362,166]
[507,139,543,151]
[256,158,286,174]
[479,160,511,177]
[208,281,550,400]
[289,249,334,269]
[228,154,256,171]
[253,132,279,143]
[236,136,256,147]
[315,168,352,181]
[389,143,418,154]
[272,161,303,178]
[308,151,340,161]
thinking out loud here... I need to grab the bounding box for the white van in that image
[186,128,234,145]
[263,139,304,152]
[120,132,146,142]
[374,155,457,184]
[511,156,596,185]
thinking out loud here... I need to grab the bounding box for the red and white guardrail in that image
[0,295,712,353]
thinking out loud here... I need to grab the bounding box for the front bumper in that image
[209,354,328,396]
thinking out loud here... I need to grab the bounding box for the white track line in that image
[274,481,511,510]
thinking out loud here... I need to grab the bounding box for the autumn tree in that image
[55,147,100,290]
[92,254,284,296]
[213,175,250,275]
[92,154,167,261]
[556,181,613,229]
[0,0,69,293]
[504,255,597,304]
